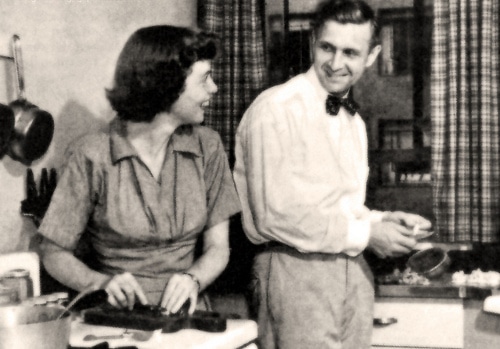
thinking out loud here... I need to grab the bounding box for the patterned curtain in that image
[432,0,500,242]
[198,0,268,166]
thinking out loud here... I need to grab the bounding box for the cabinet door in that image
[372,298,463,348]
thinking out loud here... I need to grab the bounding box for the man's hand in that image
[383,211,432,232]
[368,221,417,258]
[160,273,199,315]
[103,272,148,310]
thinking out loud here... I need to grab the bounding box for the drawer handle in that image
[373,317,397,327]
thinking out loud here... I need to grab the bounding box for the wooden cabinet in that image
[365,1,433,218]
[366,179,433,220]
[372,298,464,348]
[372,297,500,349]
[366,147,433,220]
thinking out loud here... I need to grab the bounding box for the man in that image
[233,1,431,348]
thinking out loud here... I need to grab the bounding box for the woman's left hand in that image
[160,273,199,315]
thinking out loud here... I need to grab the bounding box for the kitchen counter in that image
[376,274,494,300]
[70,317,257,349]
[368,246,500,301]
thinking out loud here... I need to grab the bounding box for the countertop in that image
[376,274,496,300]
[368,244,500,301]
[70,317,258,349]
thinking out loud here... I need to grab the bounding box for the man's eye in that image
[344,50,358,57]
[319,43,333,52]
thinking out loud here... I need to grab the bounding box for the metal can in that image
[0,283,18,305]
[0,269,33,301]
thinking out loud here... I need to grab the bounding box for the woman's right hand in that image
[102,272,148,309]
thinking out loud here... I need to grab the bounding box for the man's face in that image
[170,60,218,125]
[312,20,381,96]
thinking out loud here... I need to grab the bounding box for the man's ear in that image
[311,35,317,48]
[365,44,382,68]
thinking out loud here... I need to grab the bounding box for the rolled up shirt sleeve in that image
[234,94,383,256]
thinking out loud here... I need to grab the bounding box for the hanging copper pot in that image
[8,35,54,166]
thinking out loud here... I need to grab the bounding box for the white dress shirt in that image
[234,67,384,256]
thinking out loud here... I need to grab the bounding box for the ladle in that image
[83,329,154,342]
[56,288,108,320]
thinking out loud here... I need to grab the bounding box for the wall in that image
[0,0,196,253]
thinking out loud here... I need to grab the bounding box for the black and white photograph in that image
[0,0,499,348]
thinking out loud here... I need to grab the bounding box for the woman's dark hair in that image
[106,25,218,122]
[312,0,380,49]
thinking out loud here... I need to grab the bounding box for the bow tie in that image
[325,95,359,116]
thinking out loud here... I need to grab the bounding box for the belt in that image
[254,240,296,255]
[255,241,356,261]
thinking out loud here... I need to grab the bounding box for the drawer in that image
[372,298,464,348]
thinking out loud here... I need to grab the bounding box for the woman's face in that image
[169,60,218,125]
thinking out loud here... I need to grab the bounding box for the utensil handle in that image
[83,334,124,341]
[11,34,26,100]
[57,287,105,320]
[373,317,398,327]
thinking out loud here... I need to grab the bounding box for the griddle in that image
[82,303,228,333]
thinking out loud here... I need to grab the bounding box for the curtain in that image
[198,0,268,166]
[432,0,500,242]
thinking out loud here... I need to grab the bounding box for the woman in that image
[39,25,240,315]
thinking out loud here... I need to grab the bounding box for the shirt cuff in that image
[368,209,387,223]
[342,218,370,257]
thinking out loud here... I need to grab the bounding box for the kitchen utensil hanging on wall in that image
[8,34,54,165]
[0,103,14,158]
[21,167,58,227]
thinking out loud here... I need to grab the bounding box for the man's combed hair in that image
[312,0,380,48]
[106,25,218,122]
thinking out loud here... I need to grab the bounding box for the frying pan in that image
[407,247,451,279]
[8,34,54,165]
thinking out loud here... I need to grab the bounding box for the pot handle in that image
[11,34,26,101]
[373,317,398,327]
